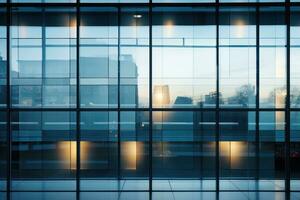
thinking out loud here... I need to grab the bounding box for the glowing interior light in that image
[234,19,246,38]
[153,85,170,106]
[133,14,142,19]
[59,141,91,170]
[122,141,139,170]
[164,19,174,37]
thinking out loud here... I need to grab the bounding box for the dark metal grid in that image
[0,2,296,199]
[285,1,291,198]
[76,1,80,199]
[216,0,220,194]
[255,4,260,183]
[6,2,10,200]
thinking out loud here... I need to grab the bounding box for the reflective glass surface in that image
[291,7,300,108]
[153,7,216,108]
[11,7,76,108]
[259,7,286,108]
[0,8,6,107]
[219,7,256,108]
[0,1,299,196]
[11,111,76,191]
[153,111,216,190]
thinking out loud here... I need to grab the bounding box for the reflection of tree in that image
[291,88,300,106]
[228,84,255,107]
[203,91,224,105]
[267,87,286,106]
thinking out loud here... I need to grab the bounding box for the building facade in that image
[0,0,300,199]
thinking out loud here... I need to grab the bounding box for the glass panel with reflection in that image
[291,7,300,108]
[80,7,118,108]
[11,111,76,191]
[153,7,216,108]
[219,111,256,190]
[80,111,118,191]
[219,7,256,108]
[259,7,286,108]
[152,111,216,191]
[259,111,285,190]
[11,7,76,108]
[120,7,149,108]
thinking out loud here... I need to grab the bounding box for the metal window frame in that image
[0,1,298,199]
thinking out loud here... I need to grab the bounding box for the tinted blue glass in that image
[80,7,118,108]
[153,7,216,108]
[80,111,118,190]
[0,8,6,107]
[120,111,149,190]
[120,8,149,108]
[291,7,300,108]
[219,111,256,190]
[11,111,77,191]
[291,112,300,190]
[0,112,6,191]
[152,111,216,190]
[259,111,285,188]
[11,7,76,108]
[259,7,286,108]
[219,7,256,108]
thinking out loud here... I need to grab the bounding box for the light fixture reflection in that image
[133,14,142,19]
[234,19,246,38]
[153,85,170,106]
[220,141,245,168]
[122,141,142,170]
[58,141,91,170]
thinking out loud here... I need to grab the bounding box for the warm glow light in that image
[220,141,245,168]
[58,141,77,170]
[58,141,91,170]
[153,85,170,106]
[275,54,285,78]
[276,110,285,130]
[234,19,246,38]
[164,20,174,37]
[122,141,139,170]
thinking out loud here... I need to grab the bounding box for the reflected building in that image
[0,2,300,197]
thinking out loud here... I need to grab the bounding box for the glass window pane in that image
[291,7,300,108]
[11,7,76,108]
[219,111,256,190]
[0,112,6,191]
[291,112,300,190]
[259,111,285,189]
[11,111,76,191]
[120,8,149,108]
[219,7,256,108]
[153,7,216,108]
[0,8,6,108]
[80,111,118,191]
[153,111,216,191]
[80,7,118,108]
[120,111,149,190]
[259,7,286,108]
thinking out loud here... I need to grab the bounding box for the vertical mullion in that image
[149,0,153,196]
[6,2,11,200]
[216,2,220,193]
[117,5,121,183]
[255,5,260,183]
[285,1,291,196]
[76,2,80,199]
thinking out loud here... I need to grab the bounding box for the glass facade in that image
[0,0,299,199]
